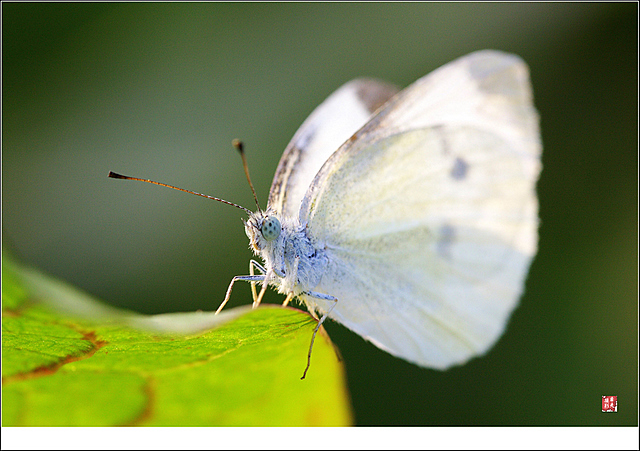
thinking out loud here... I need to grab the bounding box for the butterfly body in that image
[244,210,328,298]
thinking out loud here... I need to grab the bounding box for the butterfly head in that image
[244,209,282,252]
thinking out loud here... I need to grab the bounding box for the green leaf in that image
[2,249,352,426]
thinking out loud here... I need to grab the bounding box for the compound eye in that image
[261,216,281,241]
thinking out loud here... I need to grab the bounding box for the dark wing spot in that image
[436,224,456,259]
[432,125,449,155]
[450,157,468,180]
[355,81,400,113]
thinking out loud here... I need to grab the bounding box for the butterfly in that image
[110,50,542,379]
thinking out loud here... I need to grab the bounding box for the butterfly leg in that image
[249,260,266,303]
[301,291,338,380]
[253,269,273,309]
[215,274,264,315]
[282,292,294,307]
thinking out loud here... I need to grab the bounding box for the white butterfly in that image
[111,50,541,379]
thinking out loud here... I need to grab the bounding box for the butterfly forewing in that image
[297,50,541,369]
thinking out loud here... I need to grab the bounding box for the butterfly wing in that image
[299,50,542,369]
[268,79,399,218]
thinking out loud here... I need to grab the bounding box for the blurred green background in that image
[3,3,637,425]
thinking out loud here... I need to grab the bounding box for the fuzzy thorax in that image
[244,209,328,297]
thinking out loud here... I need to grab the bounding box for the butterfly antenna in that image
[107,171,253,215]
[232,139,261,212]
